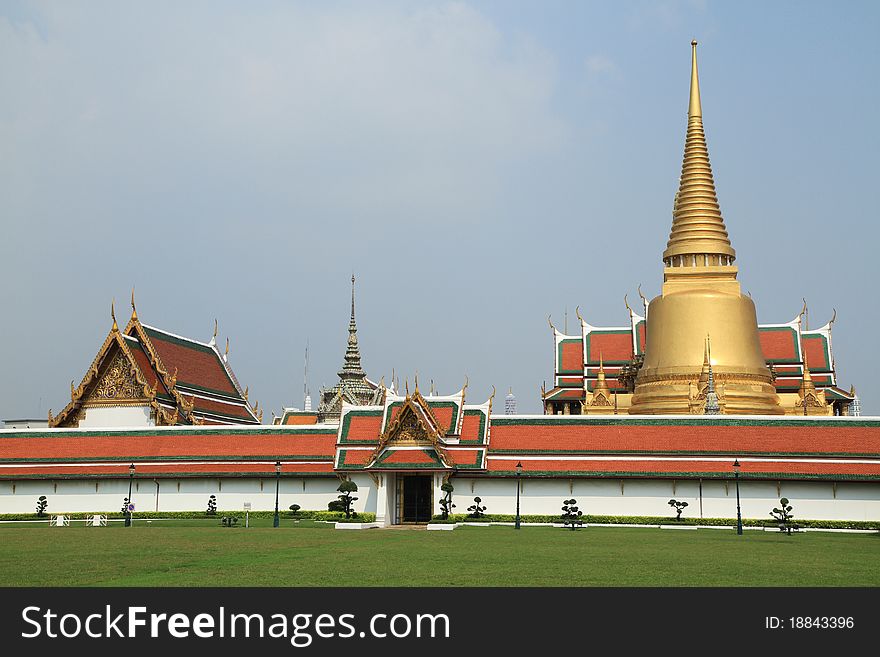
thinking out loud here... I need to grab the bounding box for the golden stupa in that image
[629,41,783,415]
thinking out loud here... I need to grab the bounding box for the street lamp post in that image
[273,460,281,528]
[733,459,743,535]
[125,463,135,527]
[515,461,523,530]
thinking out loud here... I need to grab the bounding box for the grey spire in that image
[316,275,383,423]
[339,274,366,379]
[704,361,720,415]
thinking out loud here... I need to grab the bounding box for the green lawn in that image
[0,521,877,586]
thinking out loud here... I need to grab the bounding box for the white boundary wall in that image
[1,476,878,521]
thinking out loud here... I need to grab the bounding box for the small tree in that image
[36,496,48,517]
[438,482,455,520]
[561,498,583,530]
[121,497,130,514]
[335,480,359,519]
[770,497,795,534]
[221,516,239,528]
[206,495,217,516]
[668,499,688,521]
[289,503,301,519]
[467,496,486,519]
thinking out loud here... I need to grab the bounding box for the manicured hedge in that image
[428,513,880,530]
[0,510,375,523]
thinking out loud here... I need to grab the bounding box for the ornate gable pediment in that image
[84,350,152,406]
[366,392,451,469]
[385,402,435,446]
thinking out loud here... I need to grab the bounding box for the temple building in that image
[0,43,876,525]
[48,294,260,427]
[543,42,856,418]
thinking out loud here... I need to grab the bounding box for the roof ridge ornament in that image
[111,299,118,332]
[130,288,138,321]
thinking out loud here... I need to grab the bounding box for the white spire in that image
[505,387,517,415]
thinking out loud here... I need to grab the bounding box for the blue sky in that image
[1,1,878,418]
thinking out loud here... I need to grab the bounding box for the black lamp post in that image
[733,459,743,535]
[514,461,523,530]
[125,463,135,527]
[273,460,281,528]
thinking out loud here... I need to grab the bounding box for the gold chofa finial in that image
[111,299,118,332]
[130,288,137,320]
[689,40,701,118]
[213,319,218,340]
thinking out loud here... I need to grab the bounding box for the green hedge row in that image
[429,513,880,530]
[0,510,376,523]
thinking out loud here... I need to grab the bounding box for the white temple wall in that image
[0,476,878,521]
[78,406,153,428]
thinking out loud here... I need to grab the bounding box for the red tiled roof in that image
[636,322,646,352]
[126,340,164,393]
[377,449,438,465]
[560,341,583,372]
[283,413,319,425]
[342,414,383,442]
[759,329,798,361]
[460,413,484,442]
[587,332,632,363]
[0,430,337,460]
[802,335,831,371]
[0,462,335,477]
[144,328,238,396]
[488,421,880,456]
[191,397,256,422]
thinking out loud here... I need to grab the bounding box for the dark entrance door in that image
[401,475,432,523]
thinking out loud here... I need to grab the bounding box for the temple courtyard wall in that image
[2,475,877,523]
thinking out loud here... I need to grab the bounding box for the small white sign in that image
[243,502,252,510]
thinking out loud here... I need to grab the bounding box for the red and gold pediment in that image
[366,390,451,468]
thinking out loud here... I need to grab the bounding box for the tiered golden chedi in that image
[629,42,783,415]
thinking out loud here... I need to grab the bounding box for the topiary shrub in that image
[333,480,359,519]
[206,495,217,516]
[467,496,486,519]
[121,497,130,514]
[36,496,48,518]
[561,499,583,530]
[668,499,688,521]
[221,516,239,527]
[438,483,455,520]
[289,504,301,519]
[770,498,796,534]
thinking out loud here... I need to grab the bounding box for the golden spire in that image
[589,352,612,405]
[130,288,138,321]
[698,336,711,388]
[111,299,118,332]
[663,40,736,266]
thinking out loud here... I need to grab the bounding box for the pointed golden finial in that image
[689,40,701,118]
[547,315,557,333]
[575,305,585,325]
[489,385,496,404]
[130,288,137,320]
[829,308,837,326]
[405,379,409,396]
[623,294,632,315]
[212,319,218,341]
[244,385,249,400]
[225,337,230,359]
[637,285,648,308]
[414,373,419,392]
[462,375,469,393]
[663,41,735,267]
[111,299,118,332]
